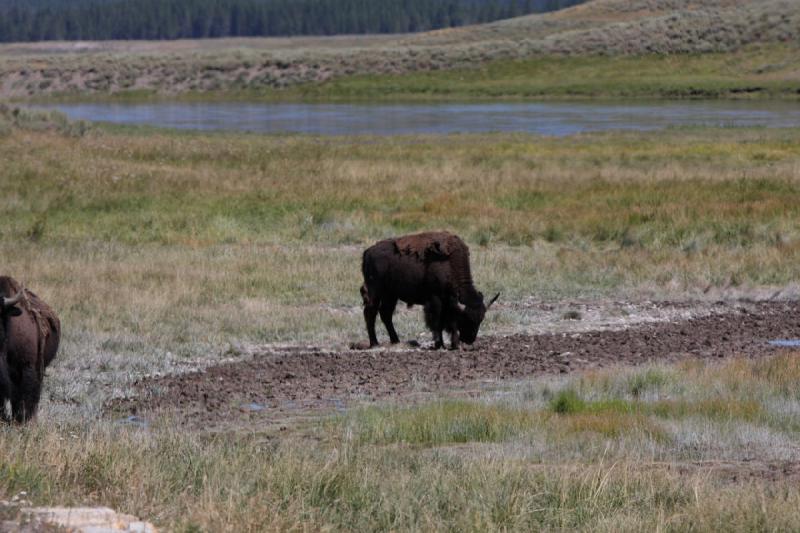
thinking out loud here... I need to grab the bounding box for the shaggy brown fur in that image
[7,277,59,370]
[394,231,458,260]
[0,276,60,423]
[393,232,480,306]
[361,231,497,350]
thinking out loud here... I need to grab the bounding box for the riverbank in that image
[301,45,800,102]
[7,42,800,104]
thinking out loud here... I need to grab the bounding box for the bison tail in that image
[361,249,371,278]
[360,284,373,307]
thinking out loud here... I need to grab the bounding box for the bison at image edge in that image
[0,276,60,423]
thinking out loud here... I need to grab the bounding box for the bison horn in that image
[456,301,466,313]
[2,290,23,308]
[487,293,500,309]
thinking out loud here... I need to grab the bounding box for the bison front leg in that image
[444,296,460,350]
[424,297,445,350]
[449,328,460,350]
[430,330,444,350]
[11,366,40,424]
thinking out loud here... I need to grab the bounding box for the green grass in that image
[5,121,800,249]
[297,45,800,101]
[550,389,763,423]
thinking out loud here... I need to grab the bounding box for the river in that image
[36,100,800,136]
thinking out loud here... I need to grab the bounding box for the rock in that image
[13,507,157,533]
[349,340,372,350]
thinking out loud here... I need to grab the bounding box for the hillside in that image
[0,0,798,99]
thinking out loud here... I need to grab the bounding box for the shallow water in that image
[240,402,266,412]
[768,340,800,347]
[36,100,800,136]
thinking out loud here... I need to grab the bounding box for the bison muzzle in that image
[360,231,498,350]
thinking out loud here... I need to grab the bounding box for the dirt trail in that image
[109,301,800,429]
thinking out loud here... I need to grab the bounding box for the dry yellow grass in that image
[0,118,798,529]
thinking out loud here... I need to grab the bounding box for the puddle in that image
[768,340,800,347]
[116,415,148,429]
[240,402,266,412]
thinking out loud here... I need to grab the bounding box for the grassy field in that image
[300,43,800,101]
[1,109,800,529]
[2,111,800,406]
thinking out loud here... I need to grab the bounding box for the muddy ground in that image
[110,301,800,430]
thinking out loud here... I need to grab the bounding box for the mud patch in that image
[109,302,800,430]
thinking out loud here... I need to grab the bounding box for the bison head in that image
[1,292,23,317]
[456,292,499,344]
[0,291,23,344]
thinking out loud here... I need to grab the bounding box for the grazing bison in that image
[360,231,498,350]
[0,276,60,423]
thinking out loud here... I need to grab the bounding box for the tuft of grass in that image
[736,351,800,398]
[351,400,540,446]
[550,389,640,417]
[549,388,762,423]
[550,388,586,414]
[649,398,764,422]
[627,368,673,398]
[0,104,89,136]
[557,412,666,440]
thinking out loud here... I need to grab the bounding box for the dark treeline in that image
[0,0,586,42]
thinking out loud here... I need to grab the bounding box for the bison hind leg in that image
[11,367,41,424]
[361,284,381,347]
[379,298,400,344]
[0,366,13,423]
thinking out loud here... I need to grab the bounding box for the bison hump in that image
[393,231,462,261]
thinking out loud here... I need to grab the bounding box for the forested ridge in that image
[0,0,586,42]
